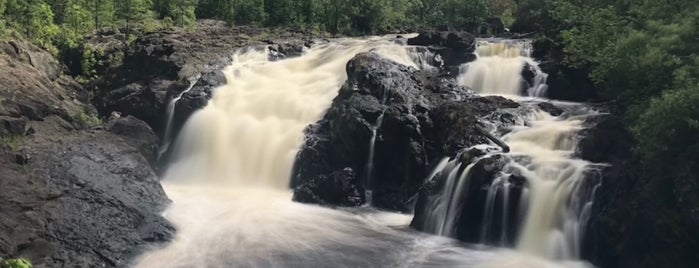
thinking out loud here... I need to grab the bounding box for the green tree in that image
[115,0,153,40]
[4,0,59,49]
[167,0,198,27]
[232,0,264,25]
[195,0,234,22]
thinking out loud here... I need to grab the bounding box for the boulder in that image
[408,31,477,69]
[106,114,160,166]
[292,52,436,212]
[411,154,528,246]
[292,52,521,212]
[430,97,519,157]
[293,168,365,207]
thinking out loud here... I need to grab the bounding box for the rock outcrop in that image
[0,40,172,267]
[89,22,312,141]
[291,50,524,212]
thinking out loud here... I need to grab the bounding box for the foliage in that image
[0,258,32,268]
[0,0,502,55]
[633,85,699,161]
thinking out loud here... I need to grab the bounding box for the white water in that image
[157,75,202,160]
[419,39,601,263]
[458,40,548,97]
[136,36,594,268]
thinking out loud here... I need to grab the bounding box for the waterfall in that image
[457,39,548,97]
[157,75,202,161]
[137,36,596,268]
[417,38,602,261]
[135,36,448,267]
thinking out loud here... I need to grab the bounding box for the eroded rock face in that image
[0,39,172,267]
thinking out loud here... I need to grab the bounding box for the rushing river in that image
[135,36,596,268]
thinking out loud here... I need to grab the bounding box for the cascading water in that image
[157,75,202,161]
[416,39,602,263]
[136,36,594,268]
[457,39,548,97]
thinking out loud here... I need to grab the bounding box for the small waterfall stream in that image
[157,75,202,161]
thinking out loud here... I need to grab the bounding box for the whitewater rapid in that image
[135,37,594,268]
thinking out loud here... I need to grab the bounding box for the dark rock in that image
[14,150,30,165]
[537,102,563,116]
[1,37,172,267]
[521,63,537,89]
[269,41,307,60]
[539,61,599,102]
[168,69,226,144]
[292,53,519,212]
[411,154,528,246]
[293,168,365,206]
[484,17,505,35]
[293,52,434,211]
[106,115,160,165]
[408,31,477,68]
[90,23,313,136]
[430,97,519,157]
[408,31,475,50]
[0,127,173,268]
[578,113,699,268]
[0,40,91,125]
[0,116,26,137]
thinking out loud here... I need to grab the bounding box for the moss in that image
[0,135,23,152]
[73,110,102,129]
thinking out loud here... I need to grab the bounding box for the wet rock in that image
[537,102,563,116]
[293,52,434,212]
[168,69,226,144]
[408,31,477,68]
[0,129,173,267]
[293,168,365,207]
[91,22,313,136]
[539,62,599,102]
[408,31,475,50]
[269,41,307,60]
[292,52,520,212]
[106,115,160,165]
[411,154,528,247]
[430,97,519,157]
[0,37,172,267]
